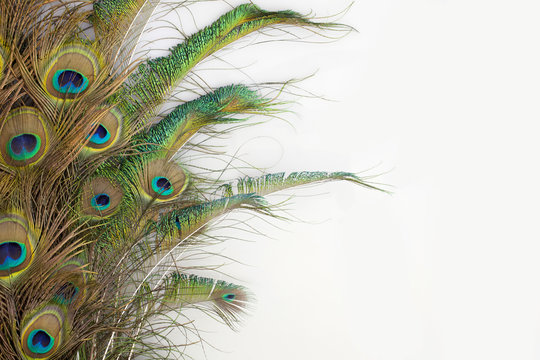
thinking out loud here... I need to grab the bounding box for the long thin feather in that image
[149,193,271,248]
[113,4,341,118]
[220,171,385,197]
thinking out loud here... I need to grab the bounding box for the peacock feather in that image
[0,1,381,359]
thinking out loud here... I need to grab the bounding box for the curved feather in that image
[114,4,340,118]
[150,194,271,248]
[133,84,271,158]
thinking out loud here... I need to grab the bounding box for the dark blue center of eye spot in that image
[156,177,171,191]
[152,176,174,196]
[91,193,111,211]
[223,293,236,302]
[89,124,111,145]
[52,69,89,94]
[58,70,84,88]
[32,330,51,347]
[28,329,54,353]
[0,242,26,270]
[8,133,42,162]
[96,194,109,206]
[10,134,37,155]
[94,125,107,139]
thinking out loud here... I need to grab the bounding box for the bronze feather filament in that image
[0,1,380,359]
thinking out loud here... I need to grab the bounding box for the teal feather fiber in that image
[0,1,382,359]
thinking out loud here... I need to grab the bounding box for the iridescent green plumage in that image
[0,1,379,359]
[112,4,336,119]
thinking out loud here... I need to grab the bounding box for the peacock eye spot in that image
[0,242,26,270]
[96,195,109,206]
[223,293,236,302]
[89,124,110,145]
[28,329,54,353]
[58,70,83,87]
[152,176,174,196]
[156,177,172,190]
[91,193,111,211]
[8,134,40,161]
[55,282,79,304]
[32,330,50,346]
[53,69,88,94]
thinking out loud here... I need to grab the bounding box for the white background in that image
[147,0,540,359]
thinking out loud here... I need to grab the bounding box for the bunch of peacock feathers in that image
[0,1,378,359]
